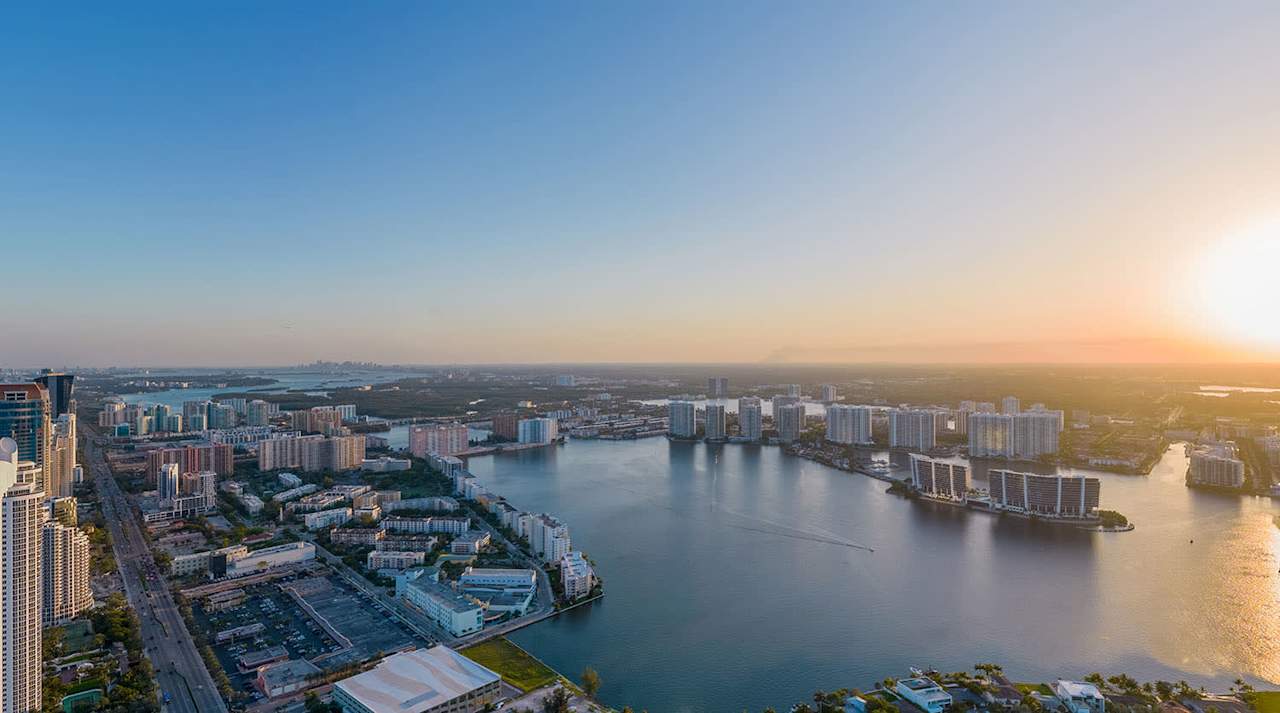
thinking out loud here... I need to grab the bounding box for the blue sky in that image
[4,2,1280,365]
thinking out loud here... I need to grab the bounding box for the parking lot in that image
[287,575,422,669]
[192,572,425,703]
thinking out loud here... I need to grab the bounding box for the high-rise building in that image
[704,404,727,440]
[335,404,357,423]
[530,514,571,563]
[1188,444,1246,488]
[47,413,76,500]
[49,498,76,528]
[182,400,211,424]
[775,403,807,443]
[786,384,802,398]
[2,438,43,713]
[150,404,172,432]
[41,519,91,625]
[708,377,729,398]
[969,412,1060,459]
[988,469,1100,518]
[517,418,559,444]
[910,456,969,502]
[738,397,763,441]
[408,424,469,458]
[0,384,50,493]
[888,409,937,451]
[826,405,873,445]
[491,413,520,441]
[668,402,697,438]
[246,400,273,427]
[208,403,237,430]
[1001,396,1021,415]
[33,372,74,419]
[145,443,234,480]
[158,463,180,505]
[165,414,183,433]
[820,385,838,403]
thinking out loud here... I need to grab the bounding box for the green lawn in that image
[1015,683,1053,696]
[461,638,559,693]
[1253,691,1280,713]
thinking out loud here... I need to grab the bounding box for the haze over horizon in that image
[5,2,1280,366]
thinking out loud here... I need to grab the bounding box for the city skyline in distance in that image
[5,2,1280,366]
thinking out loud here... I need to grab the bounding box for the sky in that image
[3,2,1280,366]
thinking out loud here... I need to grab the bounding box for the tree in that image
[582,667,602,698]
[542,687,572,713]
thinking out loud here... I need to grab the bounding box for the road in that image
[84,428,229,713]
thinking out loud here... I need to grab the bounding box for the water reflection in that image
[464,440,1279,712]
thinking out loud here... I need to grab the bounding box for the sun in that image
[1192,219,1280,349]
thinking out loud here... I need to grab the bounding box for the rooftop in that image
[1055,680,1104,699]
[334,646,499,713]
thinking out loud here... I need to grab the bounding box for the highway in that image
[84,428,229,713]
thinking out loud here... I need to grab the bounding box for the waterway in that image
[117,369,433,409]
[465,440,1280,712]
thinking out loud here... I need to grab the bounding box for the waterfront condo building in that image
[738,397,763,440]
[988,469,1101,518]
[774,402,807,443]
[708,377,729,398]
[820,384,838,403]
[530,513,571,563]
[517,417,558,444]
[2,439,43,713]
[395,570,485,637]
[968,412,1061,459]
[408,423,469,458]
[491,412,520,441]
[825,405,873,445]
[704,404,727,440]
[560,551,596,600]
[910,456,969,502]
[888,409,937,451]
[1188,443,1246,488]
[786,384,802,398]
[1002,395,1021,415]
[669,401,697,438]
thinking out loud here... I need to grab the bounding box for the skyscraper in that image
[774,403,807,443]
[825,405,873,445]
[668,402,697,438]
[2,438,43,713]
[0,384,50,493]
[704,404,727,440]
[1001,396,1021,415]
[969,412,1060,459]
[820,385,838,403]
[707,377,729,398]
[888,409,937,451]
[737,397,763,441]
[33,372,74,419]
[47,413,76,500]
[158,463,180,505]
